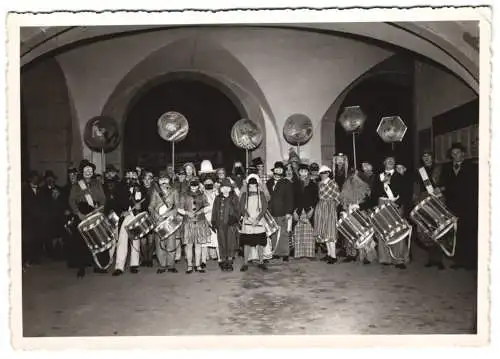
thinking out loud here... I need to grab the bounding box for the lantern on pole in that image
[157,111,189,173]
[338,106,367,170]
[376,115,407,150]
[230,118,263,171]
[283,113,313,157]
[83,115,120,173]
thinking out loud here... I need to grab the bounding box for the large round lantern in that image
[157,111,190,173]
[83,116,120,153]
[337,105,367,170]
[231,118,263,171]
[283,114,313,157]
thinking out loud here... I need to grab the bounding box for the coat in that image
[439,160,478,217]
[371,171,412,212]
[266,177,294,217]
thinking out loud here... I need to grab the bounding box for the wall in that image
[413,60,478,163]
[21,58,79,183]
[52,27,393,172]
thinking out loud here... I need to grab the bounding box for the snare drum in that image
[370,202,411,245]
[338,209,374,249]
[263,210,280,237]
[155,214,183,239]
[410,195,457,255]
[78,212,115,255]
[126,211,155,239]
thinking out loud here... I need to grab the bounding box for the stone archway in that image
[122,73,250,172]
[100,36,280,173]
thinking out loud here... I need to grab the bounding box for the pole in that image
[245,149,249,174]
[171,141,175,174]
[296,144,300,157]
[352,133,357,171]
[101,148,105,175]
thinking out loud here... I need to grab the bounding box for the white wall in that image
[413,60,478,162]
[54,27,393,172]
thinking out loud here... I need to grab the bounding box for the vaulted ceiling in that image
[20,21,479,91]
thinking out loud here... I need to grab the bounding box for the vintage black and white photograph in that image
[7,6,490,348]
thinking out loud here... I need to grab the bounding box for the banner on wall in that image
[432,99,479,164]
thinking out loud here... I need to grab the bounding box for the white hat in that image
[245,174,260,184]
[199,160,215,174]
[319,165,332,174]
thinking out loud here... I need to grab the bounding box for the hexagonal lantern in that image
[338,105,367,134]
[376,116,407,143]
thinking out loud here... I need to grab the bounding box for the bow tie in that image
[453,163,461,171]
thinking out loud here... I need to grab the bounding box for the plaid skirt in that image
[183,219,211,245]
[294,220,315,258]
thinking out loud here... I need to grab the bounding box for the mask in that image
[235,167,244,176]
[204,184,214,190]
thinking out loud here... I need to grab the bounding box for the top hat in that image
[252,157,264,166]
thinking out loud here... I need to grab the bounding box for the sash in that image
[379,173,396,200]
[78,180,95,208]
[418,167,435,195]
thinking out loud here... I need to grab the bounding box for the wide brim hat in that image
[245,173,260,184]
[318,165,332,174]
[199,159,216,174]
[272,161,285,171]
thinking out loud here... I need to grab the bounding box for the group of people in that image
[21,141,478,278]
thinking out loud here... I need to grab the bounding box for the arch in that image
[100,36,279,171]
[320,55,414,165]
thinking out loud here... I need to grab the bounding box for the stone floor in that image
[22,247,477,337]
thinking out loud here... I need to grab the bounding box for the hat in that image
[288,148,301,163]
[199,160,215,174]
[421,148,433,156]
[158,170,169,178]
[177,168,186,175]
[79,160,96,173]
[44,170,57,179]
[245,174,260,184]
[67,166,78,174]
[252,157,264,166]
[272,161,285,171]
[220,178,233,188]
[106,164,119,172]
[319,165,332,174]
[309,162,319,171]
[298,163,310,171]
[247,166,258,175]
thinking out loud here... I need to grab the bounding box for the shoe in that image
[363,259,370,265]
[168,268,178,273]
[76,268,85,278]
[283,256,289,262]
[263,259,270,264]
[156,268,166,274]
[186,268,193,274]
[258,263,269,271]
[327,257,337,264]
[112,269,123,276]
[93,268,107,274]
[197,267,206,273]
[201,262,207,269]
[395,264,407,269]
[130,267,139,274]
[240,264,249,272]
[342,256,356,263]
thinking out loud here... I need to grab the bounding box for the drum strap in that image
[380,173,396,200]
[78,180,95,208]
[418,167,435,194]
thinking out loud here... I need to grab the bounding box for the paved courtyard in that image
[22,247,477,337]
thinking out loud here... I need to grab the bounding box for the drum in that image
[263,210,280,237]
[410,195,457,256]
[370,202,411,245]
[126,211,155,239]
[155,214,183,239]
[77,212,115,255]
[338,209,374,249]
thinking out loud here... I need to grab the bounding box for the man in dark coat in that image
[439,142,479,271]
[22,171,49,269]
[266,161,294,261]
